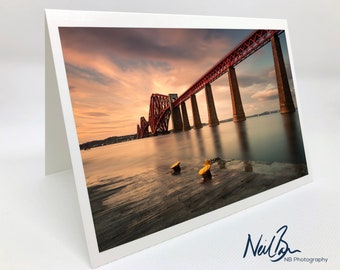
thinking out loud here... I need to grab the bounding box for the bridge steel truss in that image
[136,116,149,139]
[137,29,292,138]
[148,93,171,135]
[173,29,282,108]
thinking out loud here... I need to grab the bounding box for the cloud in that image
[58,27,292,143]
[85,112,110,117]
[237,74,268,88]
[65,63,114,86]
[268,68,276,79]
[251,89,278,101]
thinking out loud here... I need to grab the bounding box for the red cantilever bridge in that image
[136,29,295,139]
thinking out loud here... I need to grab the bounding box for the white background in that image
[1,1,339,269]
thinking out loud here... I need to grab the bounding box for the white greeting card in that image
[45,9,311,267]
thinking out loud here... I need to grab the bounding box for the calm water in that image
[81,112,307,186]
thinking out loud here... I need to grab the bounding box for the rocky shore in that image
[87,158,308,252]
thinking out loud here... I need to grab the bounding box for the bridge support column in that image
[190,94,203,129]
[271,33,295,113]
[181,102,191,131]
[205,83,219,126]
[137,124,141,139]
[228,66,246,122]
[169,94,183,132]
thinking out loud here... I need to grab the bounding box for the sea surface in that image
[81,112,307,187]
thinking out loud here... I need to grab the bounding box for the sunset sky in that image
[59,27,294,144]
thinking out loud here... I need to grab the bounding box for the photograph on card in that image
[58,27,308,252]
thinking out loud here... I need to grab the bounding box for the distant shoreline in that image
[80,110,280,150]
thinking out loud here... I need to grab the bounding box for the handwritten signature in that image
[243,225,301,262]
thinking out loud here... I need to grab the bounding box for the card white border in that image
[45,9,312,268]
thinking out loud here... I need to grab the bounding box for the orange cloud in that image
[58,27,292,143]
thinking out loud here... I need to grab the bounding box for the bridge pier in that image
[205,83,219,126]
[228,66,246,122]
[181,102,191,131]
[271,33,295,113]
[136,124,141,139]
[139,30,295,136]
[169,94,183,132]
[190,94,203,129]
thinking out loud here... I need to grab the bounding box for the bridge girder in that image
[148,93,171,135]
[136,29,285,137]
[173,30,282,107]
[136,116,149,139]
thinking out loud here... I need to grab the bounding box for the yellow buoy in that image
[198,164,211,175]
[170,161,181,175]
[170,161,181,169]
[198,160,212,181]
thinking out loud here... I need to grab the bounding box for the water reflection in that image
[209,125,223,157]
[281,113,306,163]
[193,128,206,158]
[182,130,195,158]
[235,121,251,160]
[81,112,307,186]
